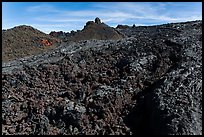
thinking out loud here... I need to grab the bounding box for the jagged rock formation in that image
[95,17,101,24]
[116,24,131,29]
[2,25,61,62]
[2,20,202,135]
[49,31,66,39]
[49,18,125,42]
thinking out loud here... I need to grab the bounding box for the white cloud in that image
[34,17,89,23]
[92,2,201,23]
[29,23,84,34]
[26,3,60,13]
[24,2,202,32]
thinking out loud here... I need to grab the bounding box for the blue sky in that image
[2,2,202,34]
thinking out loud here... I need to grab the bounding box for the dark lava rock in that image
[2,20,202,135]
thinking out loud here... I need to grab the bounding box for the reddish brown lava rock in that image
[41,39,53,46]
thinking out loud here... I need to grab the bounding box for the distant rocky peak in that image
[50,17,125,41]
[85,21,95,26]
[95,17,101,24]
[85,17,104,27]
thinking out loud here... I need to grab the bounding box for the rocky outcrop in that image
[95,17,101,24]
[2,20,202,135]
[49,31,66,38]
[116,24,131,29]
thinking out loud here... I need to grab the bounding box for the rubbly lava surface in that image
[2,19,202,135]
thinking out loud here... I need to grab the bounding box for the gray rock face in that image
[124,20,202,135]
[2,20,202,135]
[145,25,202,135]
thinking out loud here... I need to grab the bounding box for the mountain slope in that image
[2,25,61,62]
